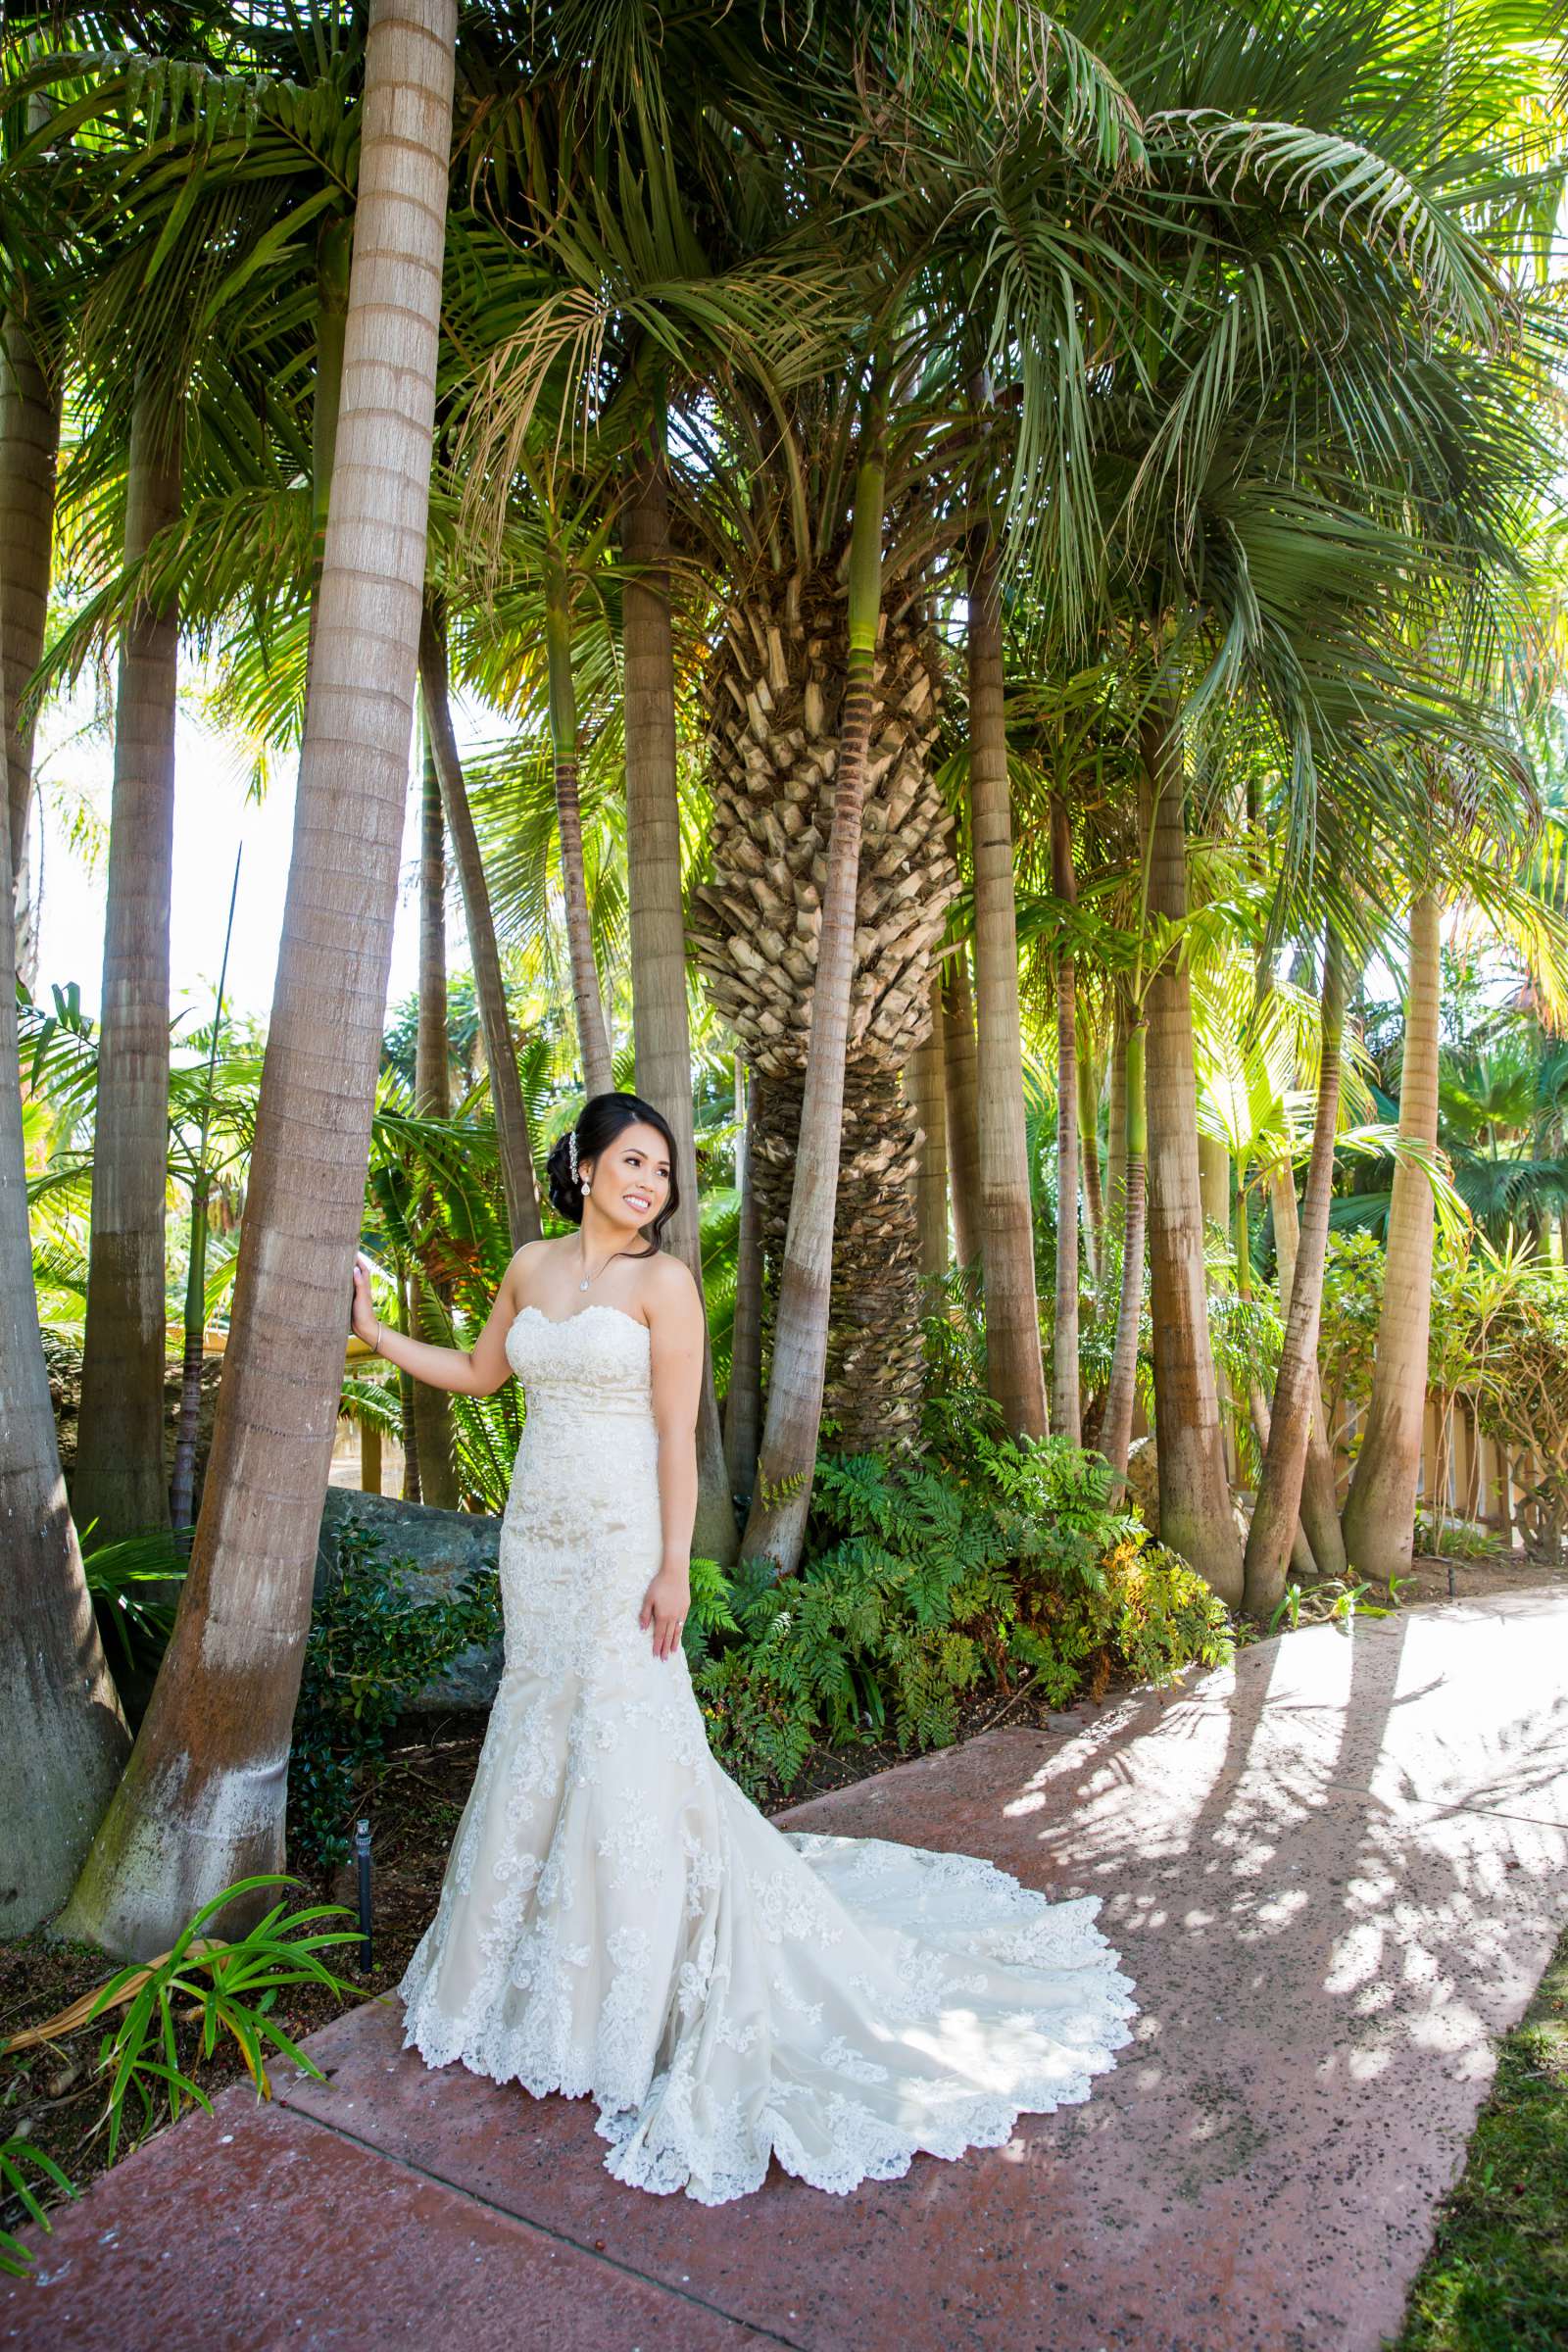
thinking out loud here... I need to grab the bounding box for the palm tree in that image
[0,725,130,1932]
[622,403,739,1562]
[1341,891,1443,1580]
[72,382,183,1547]
[0,200,59,979]
[1140,708,1243,1599]
[419,606,544,1250]
[411,722,459,1509]
[690,376,959,1455]
[968,509,1050,1440]
[1244,933,1347,1611]
[1050,790,1081,1441]
[741,393,892,1569]
[62,0,462,1958]
[942,953,982,1268]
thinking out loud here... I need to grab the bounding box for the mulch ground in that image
[5,1542,1562,2253]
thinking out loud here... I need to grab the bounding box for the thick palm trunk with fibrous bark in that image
[411,731,459,1509]
[419,611,542,1250]
[622,427,737,1563]
[1141,711,1243,1603]
[1244,938,1347,1613]
[968,527,1048,1439]
[1342,892,1442,1582]
[1051,794,1080,1443]
[943,955,982,1270]
[74,387,182,1548]
[60,0,461,1958]
[1101,1015,1146,1497]
[2,306,59,981]
[739,426,891,1573]
[692,543,956,1456]
[908,972,950,1282]
[0,730,130,1933]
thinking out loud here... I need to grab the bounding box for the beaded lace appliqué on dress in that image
[399,1302,1136,2204]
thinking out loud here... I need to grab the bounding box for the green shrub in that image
[289,1518,501,1863]
[691,1426,1234,1805]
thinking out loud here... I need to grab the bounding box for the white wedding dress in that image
[399,1302,1136,2204]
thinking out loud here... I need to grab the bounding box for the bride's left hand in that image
[640,1562,691,1661]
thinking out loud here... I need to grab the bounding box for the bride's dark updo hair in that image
[545,1092,681,1248]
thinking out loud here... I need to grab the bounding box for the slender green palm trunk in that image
[62,0,462,1958]
[622,408,737,1564]
[909,973,950,1282]
[0,724,130,1932]
[1,306,59,979]
[1269,1165,1348,1579]
[1342,892,1442,1581]
[74,385,182,1547]
[942,955,982,1271]
[412,727,459,1510]
[968,524,1047,1438]
[1141,710,1242,1603]
[544,552,612,1098]
[1079,1047,1104,1289]
[1051,794,1080,1442]
[420,609,542,1250]
[1101,1015,1146,1496]
[723,1066,762,1506]
[1244,937,1347,1612]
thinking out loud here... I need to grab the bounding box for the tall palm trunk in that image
[909,972,949,1281]
[411,728,459,1508]
[1342,891,1442,1581]
[0,729,130,1932]
[1101,1015,1146,1497]
[545,551,612,1097]
[1244,937,1347,1612]
[968,522,1047,1438]
[622,408,736,1564]
[1141,710,1242,1602]
[74,385,182,1546]
[419,609,541,1249]
[723,1067,762,1504]
[1051,794,1080,1442]
[1079,1046,1104,1288]
[943,955,983,1270]
[1105,996,1128,1231]
[742,415,886,1573]
[1269,1163,1348,1578]
[61,0,461,1957]
[2,304,60,977]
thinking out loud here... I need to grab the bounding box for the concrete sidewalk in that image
[7,1589,1566,2352]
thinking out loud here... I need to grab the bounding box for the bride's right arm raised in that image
[350,1244,540,1396]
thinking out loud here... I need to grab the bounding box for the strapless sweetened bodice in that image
[497,1304,664,1675]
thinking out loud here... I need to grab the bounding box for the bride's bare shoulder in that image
[501,1237,561,1306]
[635,1249,702,1323]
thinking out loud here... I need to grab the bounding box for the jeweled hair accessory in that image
[567,1128,579,1183]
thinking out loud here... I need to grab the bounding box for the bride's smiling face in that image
[583,1122,671,1233]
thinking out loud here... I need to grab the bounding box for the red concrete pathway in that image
[7,1588,1566,2352]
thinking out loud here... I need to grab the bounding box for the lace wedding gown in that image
[399,1302,1136,2204]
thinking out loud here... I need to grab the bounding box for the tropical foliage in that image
[2,0,1566,1984]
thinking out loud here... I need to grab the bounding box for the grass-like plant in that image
[87,1877,361,2163]
[0,2136,74,2278]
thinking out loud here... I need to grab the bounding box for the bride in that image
[350,1090,1134,2205]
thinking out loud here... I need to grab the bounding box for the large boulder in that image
[315,1487,503,1711]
